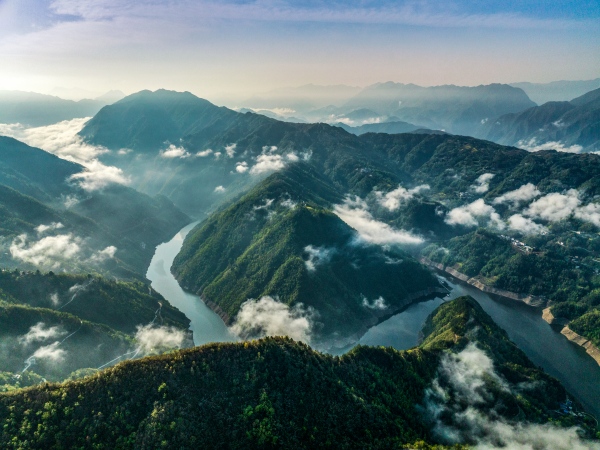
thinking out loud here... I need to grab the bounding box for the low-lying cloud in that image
[31,341,67,362]
[422,343,597,449]
[445,199,504,229]
[19,322,67,345]
[471,173,495,194]
[134,324,186,354]
[249,145,302,175]
[524,189,580,222]
[231,296,315,344]
[334,196,424,245]
[492,183,541,207]
[518,138,583,154]
[160,145,191,159]
[10,233,83,268]
[0,118,130,191]
[225,143,237,158]
[361,295,387,310]
[304,245,333,272]
[375,184,430,211]
[507,214,548,235]
[35,222,64,235]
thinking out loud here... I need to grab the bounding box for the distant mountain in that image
[483,87,600,152]
[340,82,536,136]
[0,91,118,127]
[241,83,362,112]
[511,78,600,104]
[0,296,587,448]
[335,120,424,135]
[0,136,189,276]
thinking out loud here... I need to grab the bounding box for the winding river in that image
[147,223,600,417]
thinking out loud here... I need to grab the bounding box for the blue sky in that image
[0,0,598,101]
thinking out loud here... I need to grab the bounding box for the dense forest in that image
[1,297,594,449]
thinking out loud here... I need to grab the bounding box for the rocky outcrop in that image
[420,257,546,308]
[542,307,569,326]
[561,326,600,366]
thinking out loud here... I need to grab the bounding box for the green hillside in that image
[0,297,592,449]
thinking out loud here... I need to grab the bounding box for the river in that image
[147,223,600,417]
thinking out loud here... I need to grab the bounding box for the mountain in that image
[172,165,441,347]
[335,120,424,135]
[484,87,600,152]
[511,79,600,105]
[0,297,592,449]
[0,91,117,127]
[0,270,191,386]
[339,83,536,136]
[0,136,190,277]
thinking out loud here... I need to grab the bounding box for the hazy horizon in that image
[1,0,599,103]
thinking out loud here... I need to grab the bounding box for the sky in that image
[0,0,599,102]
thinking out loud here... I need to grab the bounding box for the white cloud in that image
[304,245,333,272]
[214,151,222,159]
[235,161,249,173]
[35,222,64,235]
[375,184,430,211]
[31,341,66,362]
[423,343,598,449]
[507,214,548,235]
[19,322,67,345]
[230,296,314,344]
[471,173,495,194]
[574,202,600,227]
[160,144,191,159]
[89,245,117,263]
[253,198,274,211]
[68,159,129,191]
[50,292,60,306]
[334,196,424,245]
[524,189,580,222]
[518,139,583,154]
[225,143,237,158]
[492,183,541,207]
[214,185,226,193]
[250,153,287,174]
[0,118,130,191]
[445,199,504,229]
[280,198,297,209]
[196,149,213,157]
[10,233,82,268]
[134,324,186,354]
[362,295,387,310]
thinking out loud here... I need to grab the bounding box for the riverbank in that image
[560,326,600,366]
[420,257,546,307]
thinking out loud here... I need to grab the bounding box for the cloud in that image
[225,143,237,158]
[280,198,297,209]
[19,322,67,345]
[214,185,226,193]
[362,295,387,310]
[574,203,600,227]
[0,119,130,191]
[445,199,504,229]
[518,139,583,154]
[422,343,598,449]
[507,214,548,235]
[10,233,82,268]
[471,173,495,194]
[196,149,213,157]
[236,161,249,173]
[134,324,186,354]
[88,245,117,263]
[524,189,580,222]
[35,222,64,235]
[492,183,541,207]
[68,159,130,191]
[50,292,60,306]
[230,296,315,344]
[160,144,191,159]
[375,184,430,211]
[304,245,333,272]
[249,146,300,175]
[334,196,424,245]
[253,198,274,211]
[31,341,66,362]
